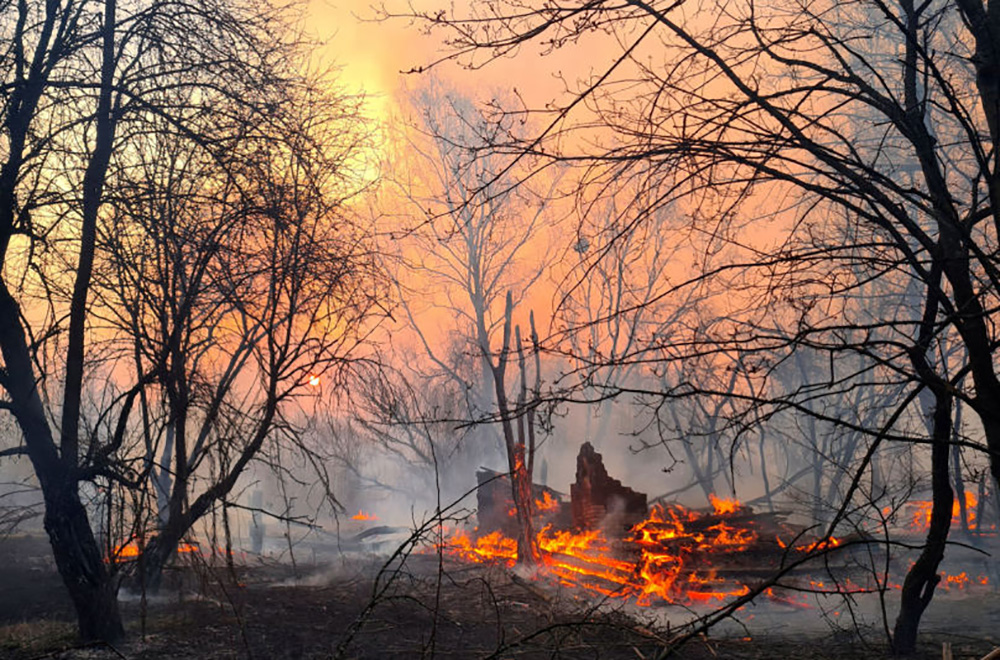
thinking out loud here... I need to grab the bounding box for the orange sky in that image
[306,0,419,122]
[306,0,620,127]
[300,1,794,365]
[304,1,577,351]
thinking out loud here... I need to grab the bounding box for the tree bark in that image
[489,292,539,566]
[43,482,125,642]
[0,286,124,642]
[892,387,953,655]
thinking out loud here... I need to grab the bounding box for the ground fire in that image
[107,538,200,563]
[884,491,992,532]
[441,442,867,606]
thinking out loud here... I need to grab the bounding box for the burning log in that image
[450,448,872,607]
[447,481,868,607]
[570,442,647,533]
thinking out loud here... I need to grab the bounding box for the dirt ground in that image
[1,534,998,660]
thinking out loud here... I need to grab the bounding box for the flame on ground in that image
[940,571,989,590]
[708,494,741,515]
[351,510,378,521]
[440,495,815,606]
[108,539,200,562]
[445,530,516,565]
[885,491,979,531]
[442,494,993,606]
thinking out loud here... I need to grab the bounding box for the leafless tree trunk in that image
[387,0,1000,648]
[0,0,379,639]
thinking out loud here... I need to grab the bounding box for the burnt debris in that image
[570,442,648,532]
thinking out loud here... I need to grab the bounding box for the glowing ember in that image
[940,571,989,590]
[945,572,970,588]
[776,535,842,553]
[308,374,321,387]
[351,510,378,521]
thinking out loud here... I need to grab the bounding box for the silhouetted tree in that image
[381,82,556,563]
[389,0,1000,651]
[0,0,377,641]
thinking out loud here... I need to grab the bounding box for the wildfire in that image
[776,535,842,553]
[108,538,199,562]
[708,494,742,515]
[940,571,990,590]
[439,495,827,606]
[535,491,560,513]
[438,482,998,609]
[885,491,978,531]
[351,510,378,521]
[444,530,516,565]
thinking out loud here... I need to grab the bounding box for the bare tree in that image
[0,0,376,641]
[388,0,1000,651]
[381,81,557,562]
[89,80,377,587]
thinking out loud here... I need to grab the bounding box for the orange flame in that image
[709,494,741,515]
[444,530,517,565]
[940,571,989,590]
[441,494,795,606]
[108,539,199,562]
[535,491,560,513]
[351,510,378,521]
[885,492,978,531]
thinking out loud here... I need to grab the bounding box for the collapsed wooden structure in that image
[473,441,856,599]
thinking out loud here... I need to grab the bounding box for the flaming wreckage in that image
[439,443,991,606]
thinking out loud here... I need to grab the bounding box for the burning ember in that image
[351,510,378,521]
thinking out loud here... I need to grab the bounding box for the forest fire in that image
[444,439,997,611]
[440,444,863,606]
[440,493,830,606]
[943,572,990,589]
[107,539,200,563]
[890,492,978,531]
[351,510,379,521]
[535,491,560,513]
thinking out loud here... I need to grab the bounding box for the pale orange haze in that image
[304,0,794,365]
[304,0,590,351]
[307,0,623,132]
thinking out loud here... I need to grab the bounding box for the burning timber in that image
[449,442,857,606]
[476,467,567,537]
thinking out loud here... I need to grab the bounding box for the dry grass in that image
[0,619,77,654]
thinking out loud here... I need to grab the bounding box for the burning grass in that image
[107,538,200,563]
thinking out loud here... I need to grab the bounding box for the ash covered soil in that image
[1,534,999,659]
